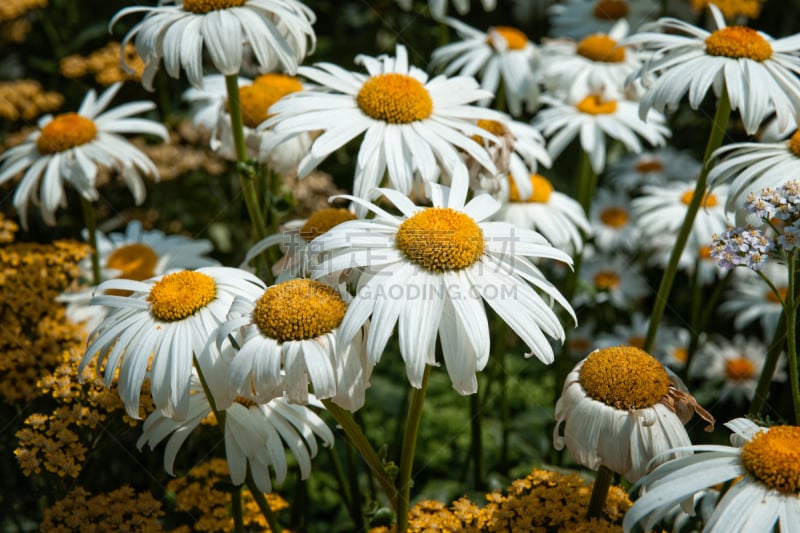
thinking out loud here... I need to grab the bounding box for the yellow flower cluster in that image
[691,0,765,19]
[15,348,153,478]
[0,0,46,23]
[59,41,145,85]
[0,79,63,121]
[372,468,631,532]
[40,485,164,532]
[167,458,290,532]
[0,213,18,243]
[0,235,88,403]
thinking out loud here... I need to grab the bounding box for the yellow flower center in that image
[787,129,800,158]
[106,243,159,281]
[508,174,554,203]
[680,189,718,207]
[182,0,247,14]
[627,336,645,349]
[395,208,484,272]
[672,347,688,364]
[699,245,713,259]
[691,0,763,19]
[635,159,664,173]
[705,26,772,61]
[299,208,357,241]
[593,0,629,20]
[593,270,620,290]
[579,346,670,410]
[36,113,97,155]
[238,74,303,129]
[577,34,626,63]
[599,206,629,228]
[356,73,433,124]
[477,119,507,137]
[740,426,800,494]
[489,26,529,50]
[234,395,257,408]
[253,279,347,342]
[766,287,788,303]
[147,271,216,322]
[576,95,618,115]
[724,357,756,381]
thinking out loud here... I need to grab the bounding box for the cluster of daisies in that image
[2,0,800,531]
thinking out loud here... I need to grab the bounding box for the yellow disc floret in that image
[593,0,629,20]
[577,34,625,63]
[37,113,97,155]
[182,0,247,14]
[740,425,800,494]
[253,279,347,342]
[357,73,433,124]
[635,159,664,174]
[477,119,507,137]
[705,26,772,61]
[237,73,303,128]
[576,95,618,115]
[725,357,756,381]
[489,26,529,51]
[680,189,718,207]
[599,206,629,227]
[787,130,800,157]
[299,208,357,241]
[508,174,554,203]
[396,208,484,272]
[147,271,216,322]
[593,270,620,290]
[579,346,670,410]
[106,243,159,281]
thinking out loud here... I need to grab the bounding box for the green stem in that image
[576,150,596,216]
[246,473,283,533]
[322,400,399,511]
[326,446,362,530]
[586,465,614,520]
[749,311,787,417]
[682,270,733,381]
[79,197,102,286]
[644,88,732,353]
[784,254,800,424]
[231,485,244,533]
[396,366,431,533]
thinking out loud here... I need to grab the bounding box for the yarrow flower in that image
[112,0,316,90]
[711,226,774,271]
[0,83,167,228]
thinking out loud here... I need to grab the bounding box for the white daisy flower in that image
[310,171,576,394]
[694,334,785,402]
[654,325,692,372]
[261,44,502,203]
[534,94,670,174]
[565,318,598,360]
[540,20,642,102]
[554,345,712,482]
[623,4,800,134]
[217,278,373,409]
[709,129,800,212]
[182,73,311,174]
[548,0,660,39]
[624,417,800,533]
[606,147,701,192]
[138,376,334,493]
[430,20,539,117]
[111,0,316,90]
[720,261,787,334]
[497,172,591,253]
[59,220,219,333]
[632,180,730,244]
[395,0,496,19]
[80,266,264,420]
[589,187,640,252]
[594,311,652,351]
[576,250,649,309]
[0,83,167,229]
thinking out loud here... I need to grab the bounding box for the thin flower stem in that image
[322,400,399,511]
[396,365,432,533]
[682,270,733,382]
[576,150,596,215]
[231,485,244,533]
[749,312,786,417]
[586,465,613,520]
[246,473,283,533]
[79,196,102,286]
[326,446,361,529]
[784,253,800,423]
[644,88,731,353]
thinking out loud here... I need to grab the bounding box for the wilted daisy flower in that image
[497,172,591,253]
[720,261,787,333]
[311,172,575,393]
[218,278,372,408]
[183,73,311,174]
[540,20,642,102]
[138,376,334,493]
[430,20,539,116]
[695,335,785,402]
[0,83,167,228]
[554,346,712,482]
[534,94,670,174]
[111,0,316,90]
[576,250,649,309]
[709,130,800,211]
[589,187,640,252]
[261,44,502,202]
[607,147,702,192]
[80,267,264,420]
[624,4,800,134]
[624,417,800,533]
[395,0,496,19]
[548,0,659,39]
